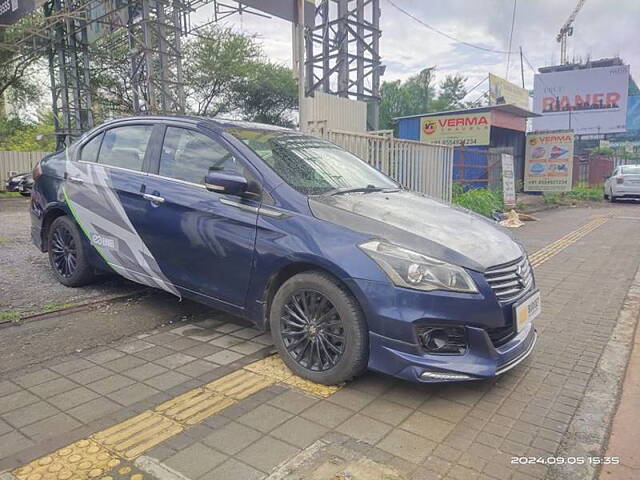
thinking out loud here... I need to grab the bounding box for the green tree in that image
[231,61,297,126]
[183,25,261,116]
[0,112,56,151]
[431,74,468,111]
[0,17,44,114]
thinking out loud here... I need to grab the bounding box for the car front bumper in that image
[346,277,538,383]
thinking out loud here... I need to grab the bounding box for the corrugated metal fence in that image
[0,151,49,189]
[325,130,454,202]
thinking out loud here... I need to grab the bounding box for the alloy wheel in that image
[280,289,345,372]
[50,225,78,278]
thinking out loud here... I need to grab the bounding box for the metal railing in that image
[324,129,454,202]
[0,151,50,189]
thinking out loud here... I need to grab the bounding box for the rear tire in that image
[48,216,97,287]
[269,271,369,385]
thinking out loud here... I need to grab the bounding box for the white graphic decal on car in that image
[63,157,180,298]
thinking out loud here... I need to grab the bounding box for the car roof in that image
[98,115,293,133]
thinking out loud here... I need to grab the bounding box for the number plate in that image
[514,291,541,332]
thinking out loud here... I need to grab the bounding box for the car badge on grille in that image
[515,264,525,287]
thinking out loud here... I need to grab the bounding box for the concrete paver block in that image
[202,421,261,455]
[237,435,299,473]
[237,404,293,433]
[164,442,227,479]
[335,413,393,445]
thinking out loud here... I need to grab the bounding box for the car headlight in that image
[359,240,478,293]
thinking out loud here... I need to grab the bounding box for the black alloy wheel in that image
[50,224,78,278]
[280,289,345,372]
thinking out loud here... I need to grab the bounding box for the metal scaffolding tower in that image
[127,0,187,114]
[45,0,94,148]
[305,0,382,128]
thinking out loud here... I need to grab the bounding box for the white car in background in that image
[604,165,640,202]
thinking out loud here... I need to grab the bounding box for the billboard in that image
[420,112,491,146]
[488,74,530,110]
[238,0,315,26]
[627,95,640,131]
[524,131,574,192]
[532,65,630,135]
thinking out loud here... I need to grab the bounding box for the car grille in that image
[484,256,533,303]
[486,324,516,347]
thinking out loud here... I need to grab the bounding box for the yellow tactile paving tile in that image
[155,388,235,425]
[92,411,183,460]
[244,355,342,398]
[13,439,120,480]
[529,216,609,268]
[205,368,275,399]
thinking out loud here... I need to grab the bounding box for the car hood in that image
[309,190,523,272]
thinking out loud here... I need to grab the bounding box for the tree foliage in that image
[379,68,482,129]
[0,113,56,151]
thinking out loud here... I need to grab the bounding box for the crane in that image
[556,0,587,64]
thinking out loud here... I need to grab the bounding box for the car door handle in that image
[142,193,165,203]
[68,176,84,184]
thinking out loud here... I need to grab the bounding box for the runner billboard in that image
[531,65,630,135]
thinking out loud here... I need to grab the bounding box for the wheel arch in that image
[41,206,69,252]
[259,260,364,332]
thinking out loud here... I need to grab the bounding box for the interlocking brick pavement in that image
[2,205,640,480]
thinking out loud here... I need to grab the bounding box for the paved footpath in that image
[1,203,640,480]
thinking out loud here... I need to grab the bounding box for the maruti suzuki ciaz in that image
[30,116,539,385]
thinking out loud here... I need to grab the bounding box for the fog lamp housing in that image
[418,326,467,355]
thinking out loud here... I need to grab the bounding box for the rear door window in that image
[80,133,104,163]
[97,125,154,171]
[159,127,248,185]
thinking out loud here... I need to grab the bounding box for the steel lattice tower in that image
[306,0,382,128]
[45,0,94,148]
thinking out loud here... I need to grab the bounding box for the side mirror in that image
[204,169,248,195]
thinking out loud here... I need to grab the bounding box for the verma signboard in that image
[532,65,630,135]
[420,112,491,146]
[524,131,574,192]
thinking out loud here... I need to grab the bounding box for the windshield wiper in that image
[326,185,399,196]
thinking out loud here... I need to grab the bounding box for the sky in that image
[191,0,640,101]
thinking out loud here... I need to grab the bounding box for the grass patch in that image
[42,302,75,312]
[0,311,21,321]
[0,191,21,198]
[452,184,504,218]
[544,183,604,205]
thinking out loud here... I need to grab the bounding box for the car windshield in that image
[621,165,640,175]
[228,129,398,195]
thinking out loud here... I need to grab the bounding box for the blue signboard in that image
[627,95,640,131]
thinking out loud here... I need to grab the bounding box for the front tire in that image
[48,216,97,287]
[269,271,369,385]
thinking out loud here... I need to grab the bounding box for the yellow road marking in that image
[529,216,609,268]
[11,214,612,479]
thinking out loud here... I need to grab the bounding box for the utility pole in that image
[294,0,306,131]
[519,46,525,89]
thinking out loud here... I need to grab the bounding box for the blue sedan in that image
[30,116,538,385]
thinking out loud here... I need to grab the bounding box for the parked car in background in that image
[5,172,34,196]
[30,116,539,385]
[604,165,640,202]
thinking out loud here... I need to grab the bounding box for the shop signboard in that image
[524,131,574,192]
[501,153,516,208]
[419,112,491,146]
